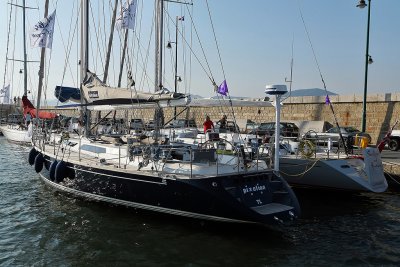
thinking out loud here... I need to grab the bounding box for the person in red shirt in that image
[203,115,214,133]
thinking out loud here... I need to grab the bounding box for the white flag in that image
[116,0,137,30]
[30,10,56,49]
[0,84,10,104]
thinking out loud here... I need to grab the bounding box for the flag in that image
[30,10,56,49]
[325,95,330,105]
[0,84,10,104]
[116,0,137,30]
[217,80,228,96]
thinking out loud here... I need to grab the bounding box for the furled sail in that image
[81,71,190,106]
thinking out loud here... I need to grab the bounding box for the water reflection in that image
[1,137,400,266]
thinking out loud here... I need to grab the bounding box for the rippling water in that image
[1,137,399,266]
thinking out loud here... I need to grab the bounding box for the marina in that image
[1,0,400,265]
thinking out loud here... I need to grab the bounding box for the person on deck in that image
[203,115,214,133]
[218,115,227,129]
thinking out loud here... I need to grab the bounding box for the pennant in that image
[325,95,331,105]
[217,80,228,96]
[116,0,137,30]
[0,84,10,104]
[30,10,56,49]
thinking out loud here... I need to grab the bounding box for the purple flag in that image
[218,80,228,96]
[325,95,330,105]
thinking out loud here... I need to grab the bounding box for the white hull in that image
[280,147,388,192]
[0,125,31,144]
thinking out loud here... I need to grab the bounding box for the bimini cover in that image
[54,86,81,103]
[81,71,188,106]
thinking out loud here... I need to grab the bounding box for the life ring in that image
[55,161,66,183]
[34,153,44,173]
[298,140,315,158]
[49,160,58,181]
[28,148,39,166]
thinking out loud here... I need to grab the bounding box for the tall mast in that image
[103,0,119,84]
[118,29,129,87]
[155,0,164,92]
[81,0,90,136]
[22,0,27,96]
[80,0,89,84]
[36,0,49,118]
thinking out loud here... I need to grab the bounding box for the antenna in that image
[265,84,287,172]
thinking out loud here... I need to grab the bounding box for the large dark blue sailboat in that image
[30,0,300,226]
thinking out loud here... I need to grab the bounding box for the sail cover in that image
[21,95,58,119]
[81,71,190,106]
[54,86,81,103]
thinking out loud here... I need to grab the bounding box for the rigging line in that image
[164,3,174,88]
[125,1,153,116]
[124,5,146,120]
[177,5,214,85]
[298,1,348,155]
[131,0,139,78]
[131,3,156,92]
[180,5,187,94]
[10,2,18,97]
[187,2,193,95]
[204,1,239,131]
[127,33,157,90]
[109,0,119,86]
[179,4,188,94]
[282,33,295,102]
[54,0,79,90]
[135,0,151,91]
[57,1,79,104]
[205,0,225,79]
[298,3,326,91]
[89,2,105,74]
[43,0,60,104]
[2,0,14,88]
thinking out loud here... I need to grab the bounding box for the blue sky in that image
[0,0,399,104]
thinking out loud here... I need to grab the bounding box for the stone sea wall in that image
[2,92,400,144]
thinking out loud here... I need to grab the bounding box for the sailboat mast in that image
[117,29,129,87]
[36,0,49,118]
[80,0,89,84]
[155,0,164,92]
[22,0,27,97]
[81,0,90,136]
[103,0,119,84]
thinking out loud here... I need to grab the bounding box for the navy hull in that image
[38,154,299,225]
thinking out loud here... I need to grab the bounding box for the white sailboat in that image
[257,134,388,192]
[0,1,57,144]
[0,0,31,144]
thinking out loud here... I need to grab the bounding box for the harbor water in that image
[1,137,399,266]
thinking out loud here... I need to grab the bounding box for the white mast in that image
[81,0,90,136]
[35,0,49,119]
[80,0,89,84]
[155,0,164,92]
[22,0,28,96]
